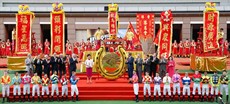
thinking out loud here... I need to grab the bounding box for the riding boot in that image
[13,95,15,102]
[38,96,40,102]
[2,97,5,103]
[199,95,202,102]
[57,95,59,101]
[32,96,34,102]
[28,94,30,102]
[188,96,191,101]
[6,97,9,102]
[41,96,43,102]
[66,96,68,101]
[153,96,156,101]
[19,95,21,102]
[227,95,229,102]
[76,95,79,101]
[201,96,204,102]
[143,96,146,101]
[172,95,174,101]
[72,96,74,102]
[216,95,218,102]
[163,95,165,101]
[192,95,195,101]
[170,96,173,102]
[52,96,54,101]
[62,96,64,101]
[148,96,151,102]
[135,95,139,102]
[178,95,181,101]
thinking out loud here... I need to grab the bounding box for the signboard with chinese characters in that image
[203,2,219,52]
[50,3,65,55]
[15,5,34,54]
[157,10,173,58]
[108,3,119,39]
[136,13,154,40]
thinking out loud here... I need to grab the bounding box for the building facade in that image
[0,0,230,53]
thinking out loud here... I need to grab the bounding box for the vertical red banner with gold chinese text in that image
[109,12,117,35]
[157,10,173,58]
[51,13,65,55]
[16,14,33,54]
[136,13,154,40]
[203,11,219,52]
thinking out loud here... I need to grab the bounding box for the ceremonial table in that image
[190,54,227,72]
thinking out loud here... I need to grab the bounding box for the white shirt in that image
[85,59,94,68]
[163,76,171,85]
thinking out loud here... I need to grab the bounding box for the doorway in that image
[191,24,203,41]
[4,24,16,41]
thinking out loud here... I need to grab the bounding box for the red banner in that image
[108,12,117,35]
[136,13,154,40]
[157,10,173,58]
[15,14,33,54]
[51,13,65,55]
[124,22,140,46]
[203,11,219,52]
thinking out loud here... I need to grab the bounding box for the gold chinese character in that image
[144,26,147,30]
[163,24,169,31]
[162,43,168,50]
[111,18,115,23]
[111,24,115,28]
[21,25,27,33]
[162,33,168,41]
[208,42,214,48]
[21,34,27,42]
[111,29,116,33]
[207,23,214,31]
[144,20,147,25]
[207,32,214,40]
[54,25,61,34]
[141,15,144,19]
[144,31,147,35]
[20,15,28,24]
[110,13,115,18]
[54,16,61,23]
[21,44,27,49]
[54,36,61,43]
[54,45,61,52]
[208,13,214,22]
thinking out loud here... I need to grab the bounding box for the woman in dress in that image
[85,54,94,83]
[190,40,196,54]
[5,39,11,56]
[167,56,175,77]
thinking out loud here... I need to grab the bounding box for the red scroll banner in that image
[16,14,33,54]
[203,11,219,52]
[51,13,65,55]
[157,10,173,58]
[136,13,154,40]
[109,12,117,35]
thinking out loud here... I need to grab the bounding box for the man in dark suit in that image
[143,55,151,76]
[50,53,59,74]
[150,53,159,78]
[43,55,51,78]
[58,54,66,78]
[135,53,143,83]
[126,53,134,83]
[34,55,43,78]
[69,54,78,79]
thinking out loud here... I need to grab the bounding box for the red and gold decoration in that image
[156,10,173,58]
[203,2,219,52]
[190,54,226,71]
[15,5,34,54]
[136,13,154,40]
[51,3,65,55]
[108,3,119,39]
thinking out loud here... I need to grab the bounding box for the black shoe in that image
[2,97,5,103]
[153,96,156,101]
[143,96,146,101]
[41,96,43,102]
[215,95,218,102]
[188,96,190,102]
[57,96,59,101]
[32,97,34,102]
[38,96,40,102]
[19,96,21,102]
[192,95,195,101]
[52,96,54,102]
[148,96,151,102]
[227,95,229,102]
[66,96,68,101]
[6,97,9,102]
[13,96,15,102]
[172,95,174,101]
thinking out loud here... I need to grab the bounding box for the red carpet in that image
[4,73,214,101]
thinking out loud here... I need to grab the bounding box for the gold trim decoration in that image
[95,45,127,80]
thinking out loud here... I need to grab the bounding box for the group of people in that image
[126,53,175,84]
[132,70,229,103]
[1,70,80,103]
[172,39,229,57]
